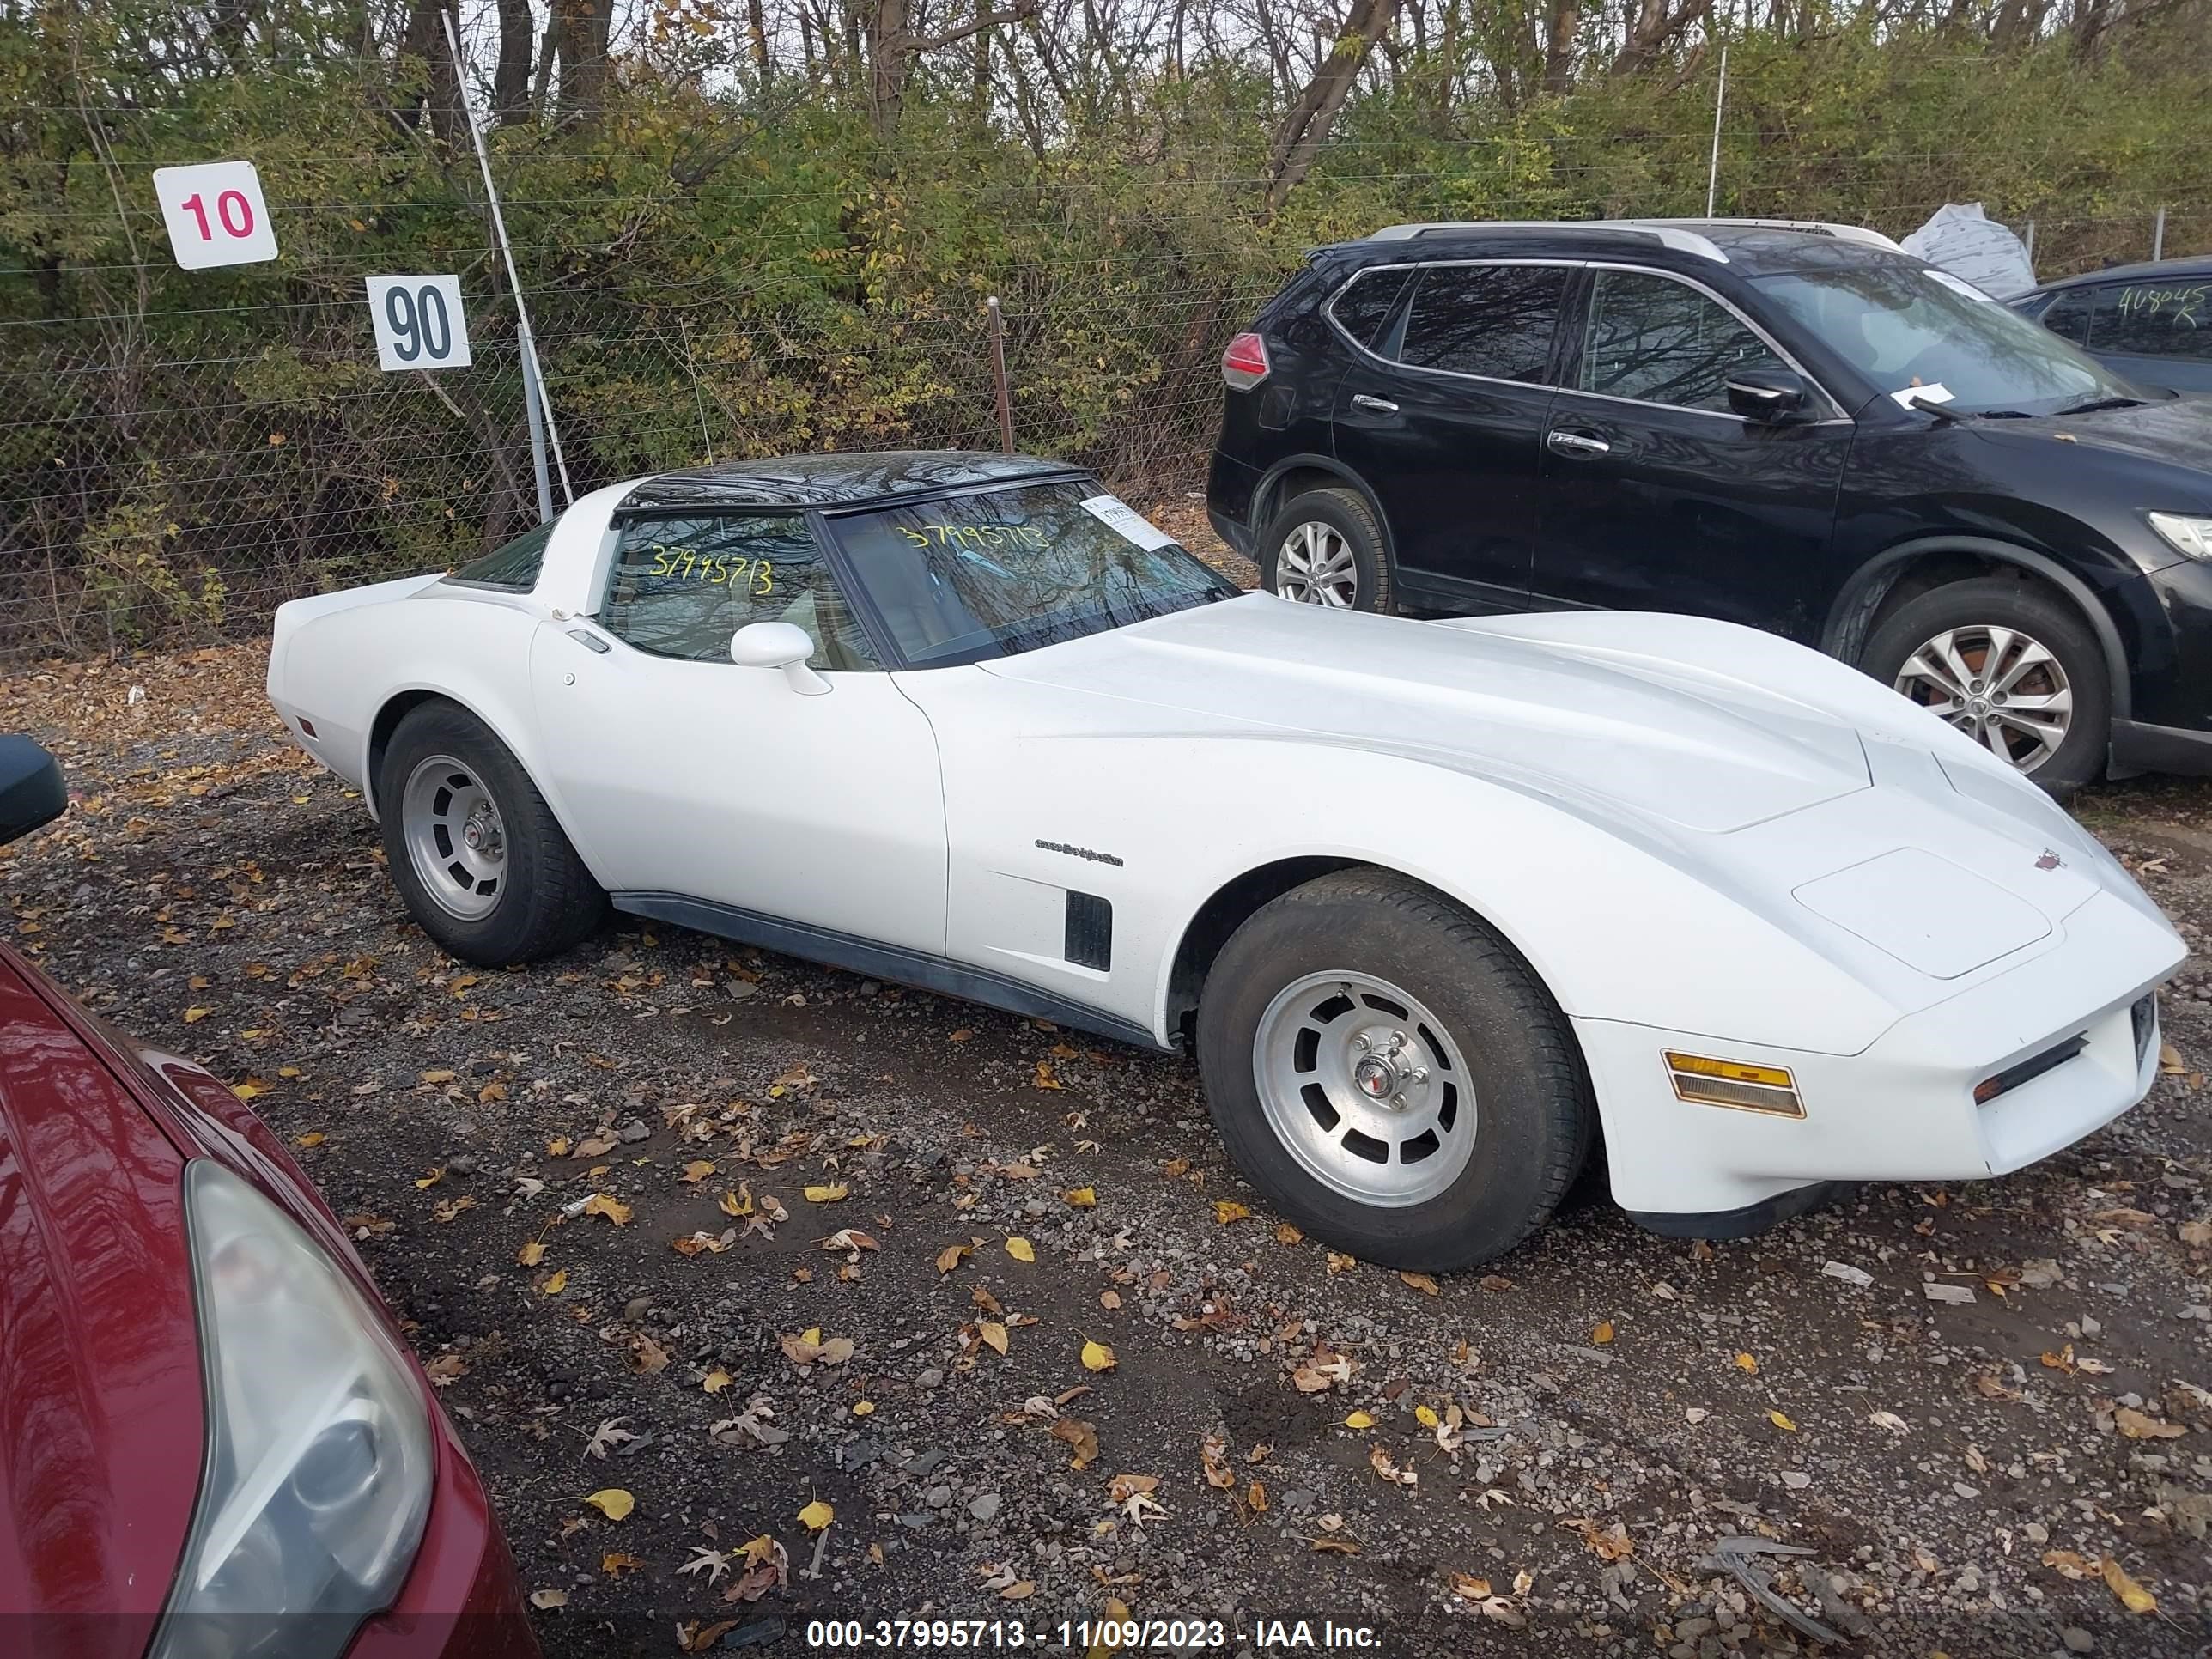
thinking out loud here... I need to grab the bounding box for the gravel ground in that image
[2,633,2208,1659]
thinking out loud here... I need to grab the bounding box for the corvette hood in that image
[980,593,1870,832]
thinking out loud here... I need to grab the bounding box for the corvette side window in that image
[599,514,878,672]
[1578,270,1783,414]
[447,517,556,591]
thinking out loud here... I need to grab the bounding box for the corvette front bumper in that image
[1575,888,2179,1224]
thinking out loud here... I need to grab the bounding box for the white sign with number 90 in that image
[365,276,473,372]
[153,161,278,270]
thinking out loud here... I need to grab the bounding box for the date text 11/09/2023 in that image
[803,1619,1384,1650]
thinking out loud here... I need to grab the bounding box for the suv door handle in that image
[1547,428,1610,457]
[1350,393,1399,414]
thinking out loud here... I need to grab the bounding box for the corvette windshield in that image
[828,481,1239,666]
[1753,261,2140,415]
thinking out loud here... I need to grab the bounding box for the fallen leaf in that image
[183,1006,211,1024]
[1735,1352,1759,1375]
[1213,1200,1251,1225]
[602,1551,644,1577]
[517,1241,546,1267]
[1869,1410,1909,1433]
[979,1321,1010,1355]
[1081,1339,1116,1372]
[702,1369,733,1394]
[1400,1272,1440,1296]
[852,1400,874,1416]
[1005,1237,1036,1263]
[414,1167,445,1189]
[2115,1407,2186,1441]
[584,1488,634,1522]
[804,1182,849,1204]
[2101,1555,2157,1613]
[2042,1549,2094,1580]
[529,1589,568,1609]
[1274,1223,1304,1245]
[1326,1252,1357,1273]
[1343,1410,1376,1430]
[681,1160,716,1184]
[797,1498,834,1532]
[581,1194,632,1225]
[1032,1060,1063,1090]
[432,1195,476,1223]
[542,1268,568,1295]
[1050,1415,1099,1468]
[1592,1321,1614,1345]
[1310,1535,1361,1555]
[937,1243,972,1273]
[294,1131,324,1147]
[1768,1409,1797,1432]
[1064,1186,1097,1208]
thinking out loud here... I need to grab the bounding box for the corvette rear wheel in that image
[379,702,605,965]
[1196,869,1591,1272]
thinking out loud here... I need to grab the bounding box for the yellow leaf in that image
[979,1321,1009,1355]
[2101,1556,2157,1614]
[1005,1237,1036,1263]
[1032,1060,1063,1090]
[518,1240,546,1267]
[805,1182,849,1204]
[681,1160,716,1184]
[1064,1186,1097,1208]
[853,1400,875,1416]
[584,1488,634,1522]
[415,1167,445,1188]
[702,1369,732,1394]
[1401,1271,1440,1295]
[2115,1407,2186,1440]
[582,1194,632,1225]
[1592,1321,1615,1345]
[183,1006,211,1024]
[798,1498,834,1532]
[547,1136,571,1157]
[294,1132,325,1148]
[420,1068,456,1085]
[1081,1339,1116,1372]
[1274,1223,1304,1245]
[719,1188,752,1218]
[1326,1251,1357,1273]
[1735,1352,1759,1375]
[1769,1410,1798,1432]
[543,1268,568,1295]
[936,1243,971,1273]
[1213,1201,1251,1224]
[1344,1410,1376,1430]
[1415,1404,1440,1428]
[231,1079,269,1101]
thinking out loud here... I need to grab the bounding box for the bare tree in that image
[1262,0,1403,212]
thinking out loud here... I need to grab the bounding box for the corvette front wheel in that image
[1196,870,1591,1272]
[379,701,605,966]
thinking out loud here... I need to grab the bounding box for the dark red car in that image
[0,734,539,1659]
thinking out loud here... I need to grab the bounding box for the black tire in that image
[1861,576,2110,797]
[1258,486,1395,614]
[1194,869,1592,1272]
[377,701,606,966]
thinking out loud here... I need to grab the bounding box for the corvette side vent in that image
[1065,893,1113,972]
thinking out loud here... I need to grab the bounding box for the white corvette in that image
[268,452,2185,1269]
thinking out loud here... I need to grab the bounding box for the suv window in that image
[2094,277,2211,361]
[1578,270,1784,414]
[448,518,556,591]
[599,514,878,671]
[2040,287,2094,347]
[1398,265,1565,383]
[1329,267,1413,350]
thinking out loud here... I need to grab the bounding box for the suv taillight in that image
[1221,331,1271,392]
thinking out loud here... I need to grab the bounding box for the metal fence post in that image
[987,297,1015,453]
[2021,219,2036,274]
[2153,206,2166,263]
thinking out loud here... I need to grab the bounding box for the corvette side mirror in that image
[0,735,66,846]
[730,621,831,696]
[1726,367,1810,424]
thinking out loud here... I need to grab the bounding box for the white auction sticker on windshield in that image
[1889,381,1954,409]
[1081,495,1176,551]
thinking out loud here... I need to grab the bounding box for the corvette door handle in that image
[1547,428,1610,457]
[1350,394,1399,414]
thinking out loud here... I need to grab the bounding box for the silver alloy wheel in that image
[400,754,507,921]
[1893,624,2073,774]
[1251,970,1477,1207]
[1275,521,1358,607]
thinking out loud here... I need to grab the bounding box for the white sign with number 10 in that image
[365,276,473,372]
[153,161,277,270]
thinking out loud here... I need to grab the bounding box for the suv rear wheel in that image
[1261,487,1395,614]
[1862,576,2109,795]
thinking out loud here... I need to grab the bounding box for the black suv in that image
[1206,218,2212,793]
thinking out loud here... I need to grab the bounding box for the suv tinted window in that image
[600,514,878,671]
[2094,277,2211,361]
[1329,267,1413,349]
[2040,287,2094,347]
[449,519,555,590]
[1579,270,1784,413]
[1399,265,1565,383]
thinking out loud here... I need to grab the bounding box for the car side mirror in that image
[1726,367,1811,424]
[730,621,831,696]
[0,736,66,847]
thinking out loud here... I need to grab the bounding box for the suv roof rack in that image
[1628,217,1905,252]
[1365,217,1903,264]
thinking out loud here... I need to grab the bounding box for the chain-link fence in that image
[0,199,2197,665]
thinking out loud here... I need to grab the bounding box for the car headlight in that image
[2148,512,2212,561]
[151,1160,434,1659]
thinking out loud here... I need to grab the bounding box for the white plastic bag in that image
[1899,204,2037,299]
